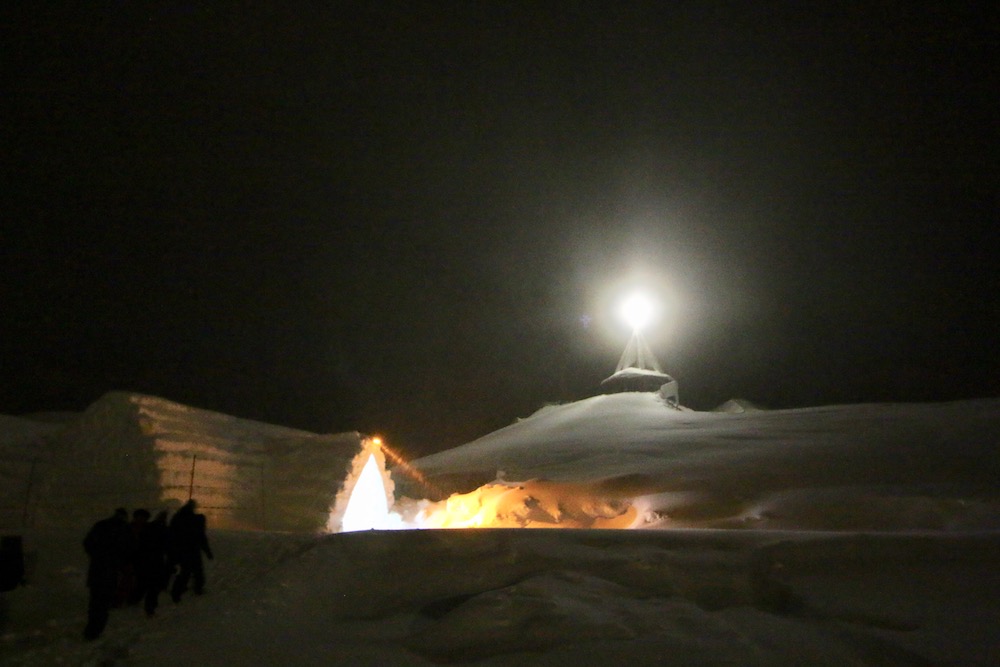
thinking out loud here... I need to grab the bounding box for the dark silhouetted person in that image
[169,500,213,602]
[1,535,26,633]
[129,509,171,615]
[0,535,25,592]
[83,508,130,640]
[117,509,148,607]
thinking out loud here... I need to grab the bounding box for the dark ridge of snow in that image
[17,411,81,425]
[0,414,65,447]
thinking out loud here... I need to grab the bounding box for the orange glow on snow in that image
[417,480,638,529]
[330,436,639,532]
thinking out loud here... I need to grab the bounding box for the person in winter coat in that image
[0,534,26,634]
[0,535,25,593]
[117,509,148,607]
[169,499,213,602]
[129,509,171,616]
[82,508,130,640]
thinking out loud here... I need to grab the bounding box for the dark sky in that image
[2,3,997,457]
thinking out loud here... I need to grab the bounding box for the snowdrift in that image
[406,394,1000,531]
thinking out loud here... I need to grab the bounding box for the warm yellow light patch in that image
[418,480,637,529]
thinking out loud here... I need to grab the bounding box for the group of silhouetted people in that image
[83,499,213,640]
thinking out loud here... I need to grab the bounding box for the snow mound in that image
[407,395,1000,531]
[713,398,765,413]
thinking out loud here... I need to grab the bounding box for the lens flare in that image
[379,442,442,497]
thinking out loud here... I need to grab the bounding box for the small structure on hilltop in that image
[600,328,679,405]
[600,291,679,405]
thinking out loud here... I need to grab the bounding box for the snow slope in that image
[406,393,1000,531]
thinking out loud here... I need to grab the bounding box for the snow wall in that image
[0,415,64,528]
[4,392,371,532]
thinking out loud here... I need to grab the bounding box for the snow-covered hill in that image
[407,394,1000,531]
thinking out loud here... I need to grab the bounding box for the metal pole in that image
[259,460,266,530]
[188,454,197,501]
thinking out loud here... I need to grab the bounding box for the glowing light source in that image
[620,292,656,332]
[340,453,390,532]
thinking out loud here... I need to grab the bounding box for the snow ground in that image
[2,394,999,664]
[3,529,999,665]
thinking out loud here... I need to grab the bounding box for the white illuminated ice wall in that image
[1,392,389,532]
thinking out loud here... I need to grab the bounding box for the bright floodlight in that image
[621,292,655,332]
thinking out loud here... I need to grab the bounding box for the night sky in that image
[3,3,997,457]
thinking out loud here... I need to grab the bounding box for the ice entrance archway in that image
[327,437,397,532]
